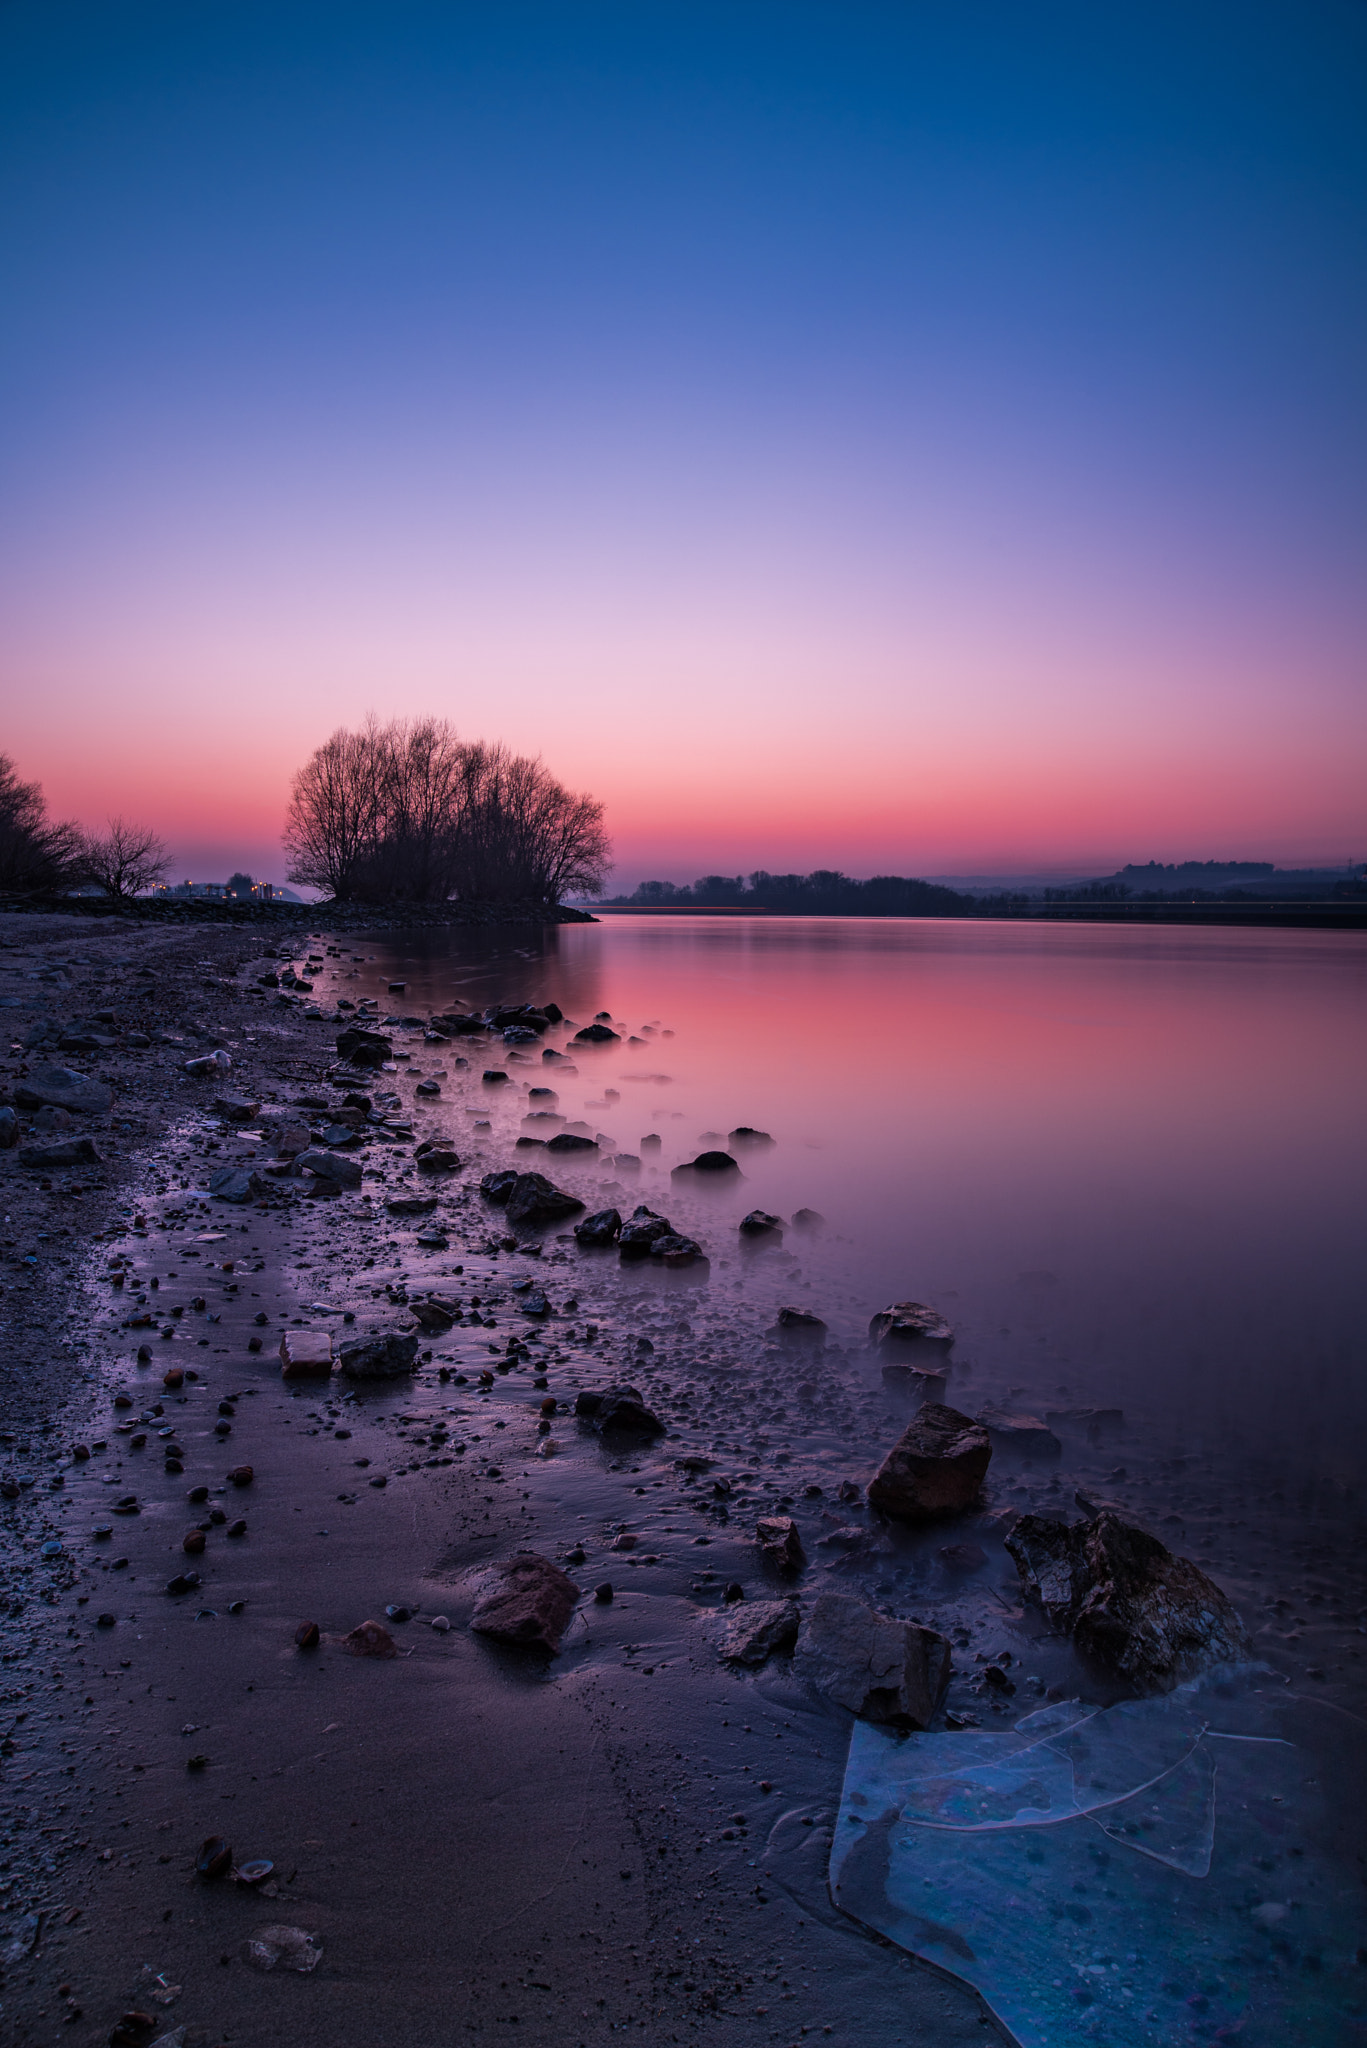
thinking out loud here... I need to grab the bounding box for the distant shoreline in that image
[592,902,1367,932]
[0,893,598,929]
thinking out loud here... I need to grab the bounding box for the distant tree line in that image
[608,869,974,913]
[283,717,610,905]
[0,753,171,899]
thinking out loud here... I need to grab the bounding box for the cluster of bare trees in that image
[0,754,171,899]
[282,718,610,905]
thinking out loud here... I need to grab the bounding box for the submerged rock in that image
[649,1232,704,1266]
[739,1209,784,1238]
[869,1300,955,1348]
[672,1149,740,1177]
[794,1592,951,1727]
[545,1131,598,1153]
[470,1553,579,1654]
[776,1305,825,1333]
[574,1023,620,1043]
[338,1331,419,1380]
[880,1363,946,1401]
[978,1407,1062,1456]
[719,1597,800,1666]
[1004,1510,1249,1691]
[867,1403,991,1521]
[575,1384,665,1435]
[336,1027,393,1069]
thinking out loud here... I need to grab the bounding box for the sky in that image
[1,0,1364,891]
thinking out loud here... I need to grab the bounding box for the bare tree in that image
[282,718,610,904]
[0,754,84,892]
[81,818,172,900]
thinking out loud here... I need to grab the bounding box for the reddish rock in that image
[756,1514,806,1574]
[867,1403,991,1521]
[342,1619,398,1658]
[470,1553,579,1654]
[794,1592,951,1727]
[868,1300,954,1348]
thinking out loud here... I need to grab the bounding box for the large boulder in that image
[505,1172,585,1226]
[867,1403,991,1521]
[671,1150,739,1178]
[337,1331,419,1379]
[470,1553,579,1654]
[868,1300,954,1348]
[1004,1510,1249,1691]
[13,1064,113,1116]
[794,1592,951,1727]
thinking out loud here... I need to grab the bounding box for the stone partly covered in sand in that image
[575,1384,665,1436]
[1005,1510,1250,1691]
[338,1330,419,1380]
[756,1514,805,1573]
[470,1553,579,1654]
[868,1300,955,1348]
[867,1404,991,1521]
[718,1597,801,1667]
[504,1172,585,1226]
[794,1592,951,1727]
[342,1619,398,1658]
[13,1063,113,1117]
[279,1329,333,1378]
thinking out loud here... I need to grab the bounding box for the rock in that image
[336,1027,393,1068]
[649,1232,703,1266]
[867,1403,991,1521]
[729,1127,774,1146]
[868,1300,954,1348]
[294,1621,320,1648]
[470,1553,579,1654]
[977,1407,1062,1456]
[618,1206,673,1256]
[545,1131,598,1153]
[739,1209,783,1238]
[31,1103,73,1130]
[208,1164,270,1206]
[671,1150,739,1177]
[1004,1510,1249,1690]
[212,1096,260,1123]
[240,1925,323,1973]
[415,1079,441,1095]
[12,1063,113,1115]
[18,1136,102,1168]
[573,1023,620,1043]
[386,1194,439,1216]
[0,1106,16,1149]
[410,1296,461,1332]
[794,1592,951,1728]
[183,1051,232,1078]
[274,1122,311,1157]
[719,1598,800,1666]
[515,1287,550,1317]
[56,1029,116,1052]
[791,1207,825,1229]
[574,1385,665,1436]
[295,1148,362,1187]
[415,1144,460,1173]
[338,1331,419,1379]
[342,1619,398,1658]
[279,1331,333,1378]
[756,1515,805,1573]
[574,1207,621,1247]
[505,1172,585,1226]
[480,1170,519,1203]
[776,1305,825,1332]
[880,1363,946,1400]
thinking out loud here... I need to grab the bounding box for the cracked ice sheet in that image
[829,1670,1366,2047]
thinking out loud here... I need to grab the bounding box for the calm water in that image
[318,913,1367,1513]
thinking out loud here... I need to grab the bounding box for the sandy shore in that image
[0,912,996,2048]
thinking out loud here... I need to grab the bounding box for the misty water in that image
[301,911,1366,2038]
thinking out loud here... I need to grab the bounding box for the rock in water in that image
[776,1305,825,1333]
[13,1064,113,1116]
[337,1331,419,1379]
[336,1026,393,1068]
[480,1170,519,1204]
[880,1363,946,1401]
[719,1598,800,1666]
[1004,1510,1249,1690]
[410,1295,461,1332]
[868,1300,955,1348]
[977,1407,1062,1456]
[295,1148,362,1188]
[574,1385,665,1436]
[573,1022,620,1043]
[470,1554,579,1653]
[756,1514,805,1573]
[505,1172,585,1225]
[867,1403,991,1521]
[574,1207,622,1247]
[794,1592,951,1727]
[739,1209,784,1238]
[671,1149,739,1177]
[618,1207,673,1256]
